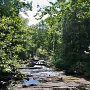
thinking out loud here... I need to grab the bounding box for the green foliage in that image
[0,0,32,17]
[61,0,90,75]
[38,0,90,76]
[0,0,32,86]
[36,47,48,57]
[0,16,24,73]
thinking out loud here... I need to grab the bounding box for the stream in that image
[14,59,90,90]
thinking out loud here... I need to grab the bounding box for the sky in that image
[19,0,56,25]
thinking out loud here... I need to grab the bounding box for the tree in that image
[42,0,90,76]
[61,0,90,74]
[0,0,32,18]
[0,0,32,86]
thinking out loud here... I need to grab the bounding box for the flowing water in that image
[14,60,90,90]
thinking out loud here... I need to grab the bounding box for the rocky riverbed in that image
[14,76,90,90]
[13,60,90,90]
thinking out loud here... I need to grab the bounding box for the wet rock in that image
[45,76,64,82]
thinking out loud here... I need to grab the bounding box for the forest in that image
[0,0,90,88]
